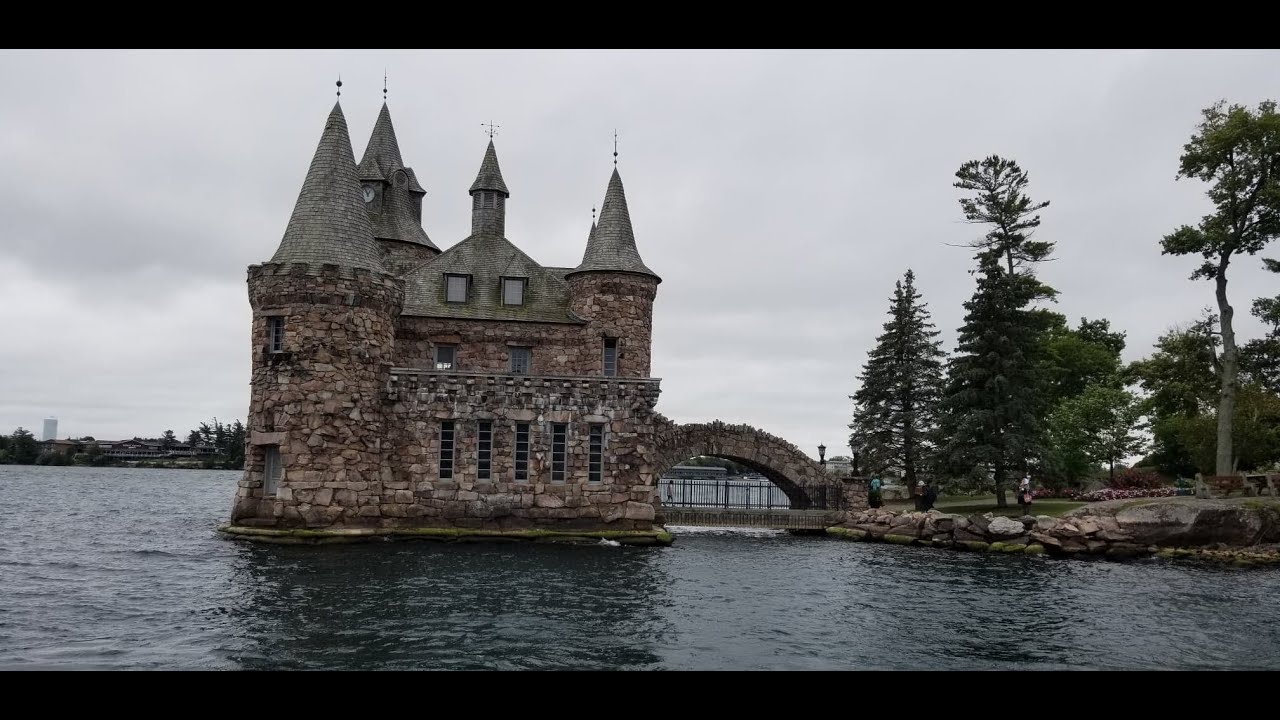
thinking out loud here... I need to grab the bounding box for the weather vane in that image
[383,69,388,100]
[335,75,342,97]
[482,121,500,139]
[613,129,619,166]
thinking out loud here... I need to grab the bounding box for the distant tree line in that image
[849,99,1280,505]
[0,418,247,470]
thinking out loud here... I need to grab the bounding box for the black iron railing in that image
[658,478,846,511]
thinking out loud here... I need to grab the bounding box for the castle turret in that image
[357,102,440,274]
[567,167,661,378]
[233,100,404,528]
[469,140,509,237]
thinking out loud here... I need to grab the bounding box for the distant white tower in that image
[43,417,58,441]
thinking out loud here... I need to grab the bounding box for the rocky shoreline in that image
[830,497,1280,567]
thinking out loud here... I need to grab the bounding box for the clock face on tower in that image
[362,184,375,202]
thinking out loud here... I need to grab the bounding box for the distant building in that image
[663,465,729,481]
[42,417,58,441]
[93,439,221,459]
[825,457,853,476]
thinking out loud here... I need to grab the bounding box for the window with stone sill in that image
[263,445,281,496]
[435,345,457,371]
[550,423,568,484]
[602,337,618,377]
[510,347,531,375]
[514,422,530,482]
[267,316,285,354]
[445,274,470,303]
[439,420,455,480]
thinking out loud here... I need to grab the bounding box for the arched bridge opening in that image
[652,421,850,529]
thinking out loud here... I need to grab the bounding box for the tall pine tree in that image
[935,156,1056,507]
[849,269,945,484]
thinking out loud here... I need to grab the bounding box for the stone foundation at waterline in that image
[830,497,1280,565]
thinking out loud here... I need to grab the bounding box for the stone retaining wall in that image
[833,498,1280,564]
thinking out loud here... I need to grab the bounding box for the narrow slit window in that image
[588,424,604,484]
[267,316,285,354]
[439,421,455,480]
[477,421,492,481]
[263,445,281,495]
[509,347,531,375]
[603,337,618,377]
[551,423,567,483]
[514,422,530,482]
[445,274,469,303]
[435,345,456,371]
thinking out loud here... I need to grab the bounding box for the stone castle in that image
[226,97,851,540]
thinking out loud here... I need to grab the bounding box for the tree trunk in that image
[1109,456,1115,482]
[994,465,1007,507]
[1215,270,1237,476]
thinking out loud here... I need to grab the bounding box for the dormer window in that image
[445,274,470,303]
[502,277,527,306]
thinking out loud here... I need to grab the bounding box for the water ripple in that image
[1,466,1278,669]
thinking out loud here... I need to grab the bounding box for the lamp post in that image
[817,443,826,466]
[849,438,861,476]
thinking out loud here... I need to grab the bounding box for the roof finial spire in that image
[336,75,342,97]
[592,206,597,223]
[383,69,388,101]
[482,121,500,140]
[613,129,618,166]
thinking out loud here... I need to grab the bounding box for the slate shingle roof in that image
[569,168,660,281]
[468,140,510,196]
[269,102,385,272]
[401,235,581,323]
[356,103,438,251]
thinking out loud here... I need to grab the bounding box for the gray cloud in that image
[1,50,1276,454]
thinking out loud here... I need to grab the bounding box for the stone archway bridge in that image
[650,419,867,530]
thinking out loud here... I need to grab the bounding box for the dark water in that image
[2,466,1279,670]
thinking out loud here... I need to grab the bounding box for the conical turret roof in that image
[269,102,384,272]
[569,168,659,281]
[468,140,509,196]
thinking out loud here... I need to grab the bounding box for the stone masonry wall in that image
[378,370,665,530]
[232,262,403,526]
[568,273,658,378]
[395,317,601,376]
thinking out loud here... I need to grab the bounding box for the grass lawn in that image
[882,494,1085,518]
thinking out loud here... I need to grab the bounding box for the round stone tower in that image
[231,101,404,528]
[567,167,661,378]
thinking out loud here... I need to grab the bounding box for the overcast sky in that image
[1,50,1276,456]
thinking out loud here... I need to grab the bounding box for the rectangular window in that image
[445,274,469,303]
[588,424,604,484]
[439,421,455,480]
[477,421,492,481]
[482,192,495,209]
[603,337,618,377]
[502,277,526,306]
[550,422,567,483]
[263,445,281,495]
[435,345,456,371]
[267,316,285,353]
[509,347,531,375]
[514,422,530,482]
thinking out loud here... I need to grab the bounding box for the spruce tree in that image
[935,156,1056,507]
[849,269,945,484]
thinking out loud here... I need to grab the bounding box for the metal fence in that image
[658,477,846,510]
